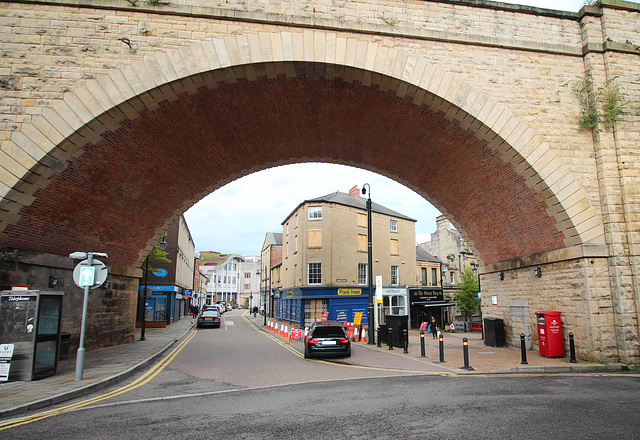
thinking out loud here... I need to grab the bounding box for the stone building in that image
[276,185,416,329]
[239,255,261,310]
[260,232,283,318]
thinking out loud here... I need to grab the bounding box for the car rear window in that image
[312,326,345,338]
[202,311,219,317]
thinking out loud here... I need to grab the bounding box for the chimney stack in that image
[349,185,360,199]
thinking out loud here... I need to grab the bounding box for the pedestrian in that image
[253,305,258,317]
[430,316,438,339]
[260,304,265,316]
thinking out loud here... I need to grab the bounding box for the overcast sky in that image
[183,0,586,256]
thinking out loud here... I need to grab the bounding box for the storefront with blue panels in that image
[274,286,370,328]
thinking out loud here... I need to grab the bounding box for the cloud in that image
[184,163,442,256]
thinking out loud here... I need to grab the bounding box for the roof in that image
[198,251,245,267]
[282,191,416,224]
[267,232,283,246]
[416,246,442,263]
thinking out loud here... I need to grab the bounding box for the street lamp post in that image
[140,239,168,341]
[472,263,483,340]
[362,183,375,345]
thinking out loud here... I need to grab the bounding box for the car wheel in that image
[304,344,311,359]
[345,347,351,357]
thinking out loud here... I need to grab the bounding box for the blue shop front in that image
[274,286,370,328]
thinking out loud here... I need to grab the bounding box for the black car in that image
[304,321,351,359]
[197,310,221,328]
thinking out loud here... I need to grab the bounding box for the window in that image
[421,268,427,286]
[390,219,398,232]
[295,234,298,253]
[431,268,438,286]
[358,263,367,285]
[390,239,399,255]
[358,212,367,227]
[358,233,367,252]
[450,271,455,284]
[244,272,251,279]
[286,223,289,235]
[295,213,298,228]
[308,262,322,284]
[308,206,322,220]
[391,266,399,285]
[308,229,322,248]
[244,283,250,290]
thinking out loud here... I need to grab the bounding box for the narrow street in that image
[2,310,639,439]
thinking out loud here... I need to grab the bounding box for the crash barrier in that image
[289,328,303,341]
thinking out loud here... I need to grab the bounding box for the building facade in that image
[199,252,245,306]
[411,247,450,329]
[260,232,283,319]
[417,215,479,328]
[240,255,261,310]
[138,215,195,327]
[276,186,416,330]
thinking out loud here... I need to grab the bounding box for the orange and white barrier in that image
[283,323,288,338]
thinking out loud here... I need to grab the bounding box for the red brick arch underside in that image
[3,64,565,267]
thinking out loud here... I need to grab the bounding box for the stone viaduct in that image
[0,0,638,363]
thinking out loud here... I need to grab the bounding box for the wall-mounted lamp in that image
[48,276,59,288]
[498,271,504,281]
[533,266,542,277]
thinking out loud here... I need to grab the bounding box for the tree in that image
[142,236,172,275]
[453,267,480,331]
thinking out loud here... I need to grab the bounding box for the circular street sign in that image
[73,259,108,289]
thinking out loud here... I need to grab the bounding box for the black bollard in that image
[520,333,528,365]
[388,328,393,350]
[438,334,445,362]
[461,337,473,370]
[403,328,409,354]
[569,332,577,363]
[420,330,426,357]
[377,327,382,347]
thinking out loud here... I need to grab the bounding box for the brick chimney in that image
[349,185,360,199]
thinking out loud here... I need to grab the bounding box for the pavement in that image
[0,311,631,420]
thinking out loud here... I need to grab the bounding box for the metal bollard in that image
[402,328,409,354]
[520,333,528,365]
[388,328,393,350]
[461,337,473,370]
[377,327,382,347]
[569,332,577,363]
[420,330,425,357]
[438,334,445,362]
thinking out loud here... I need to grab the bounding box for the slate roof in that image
[267,232,283,246]
[416,246,442,263]
[283,191,416,224]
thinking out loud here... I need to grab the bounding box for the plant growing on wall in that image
[575,73,635,131]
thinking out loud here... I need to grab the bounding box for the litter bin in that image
[536,311,564,357]
[59,332,71,360]
[483,317,505,347]
[385,315,408,348]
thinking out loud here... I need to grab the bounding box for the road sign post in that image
[70,251,108,381]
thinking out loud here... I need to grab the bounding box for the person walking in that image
[253,305,258,318]
[430,316,438,339]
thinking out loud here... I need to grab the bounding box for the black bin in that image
[484,317,505,347]
[378,324,388,344]
[59,332,71,360]
[385,315,408,348]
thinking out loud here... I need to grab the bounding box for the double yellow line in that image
[0,330,196,431]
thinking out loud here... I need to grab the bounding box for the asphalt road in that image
[2,310,639,439]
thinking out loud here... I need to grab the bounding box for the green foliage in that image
[453,267,480,323]
[380,15,399,27]
[575,73,634,131]
[142,237,172,274]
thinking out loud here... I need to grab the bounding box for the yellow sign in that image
[354,312,363,326]
[337,288,362,296]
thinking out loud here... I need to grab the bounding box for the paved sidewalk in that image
[0,317,196,420]
[1,312,630,420]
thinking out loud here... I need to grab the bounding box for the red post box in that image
[535,311,564,357]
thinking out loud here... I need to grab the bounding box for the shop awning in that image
[412,301,456,307]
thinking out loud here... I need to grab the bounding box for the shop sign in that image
[337,288,362,296]
[0,344,14,382]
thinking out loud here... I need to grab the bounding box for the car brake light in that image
[308,338,319,344]
[198,317,203,321]
[339,338,349,344]
[215,318,219,321]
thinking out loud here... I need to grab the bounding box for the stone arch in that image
[0,31,604,266]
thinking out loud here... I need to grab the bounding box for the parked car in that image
[203,304,223,314]
[197,310,221,328]
[303,321,351,359]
